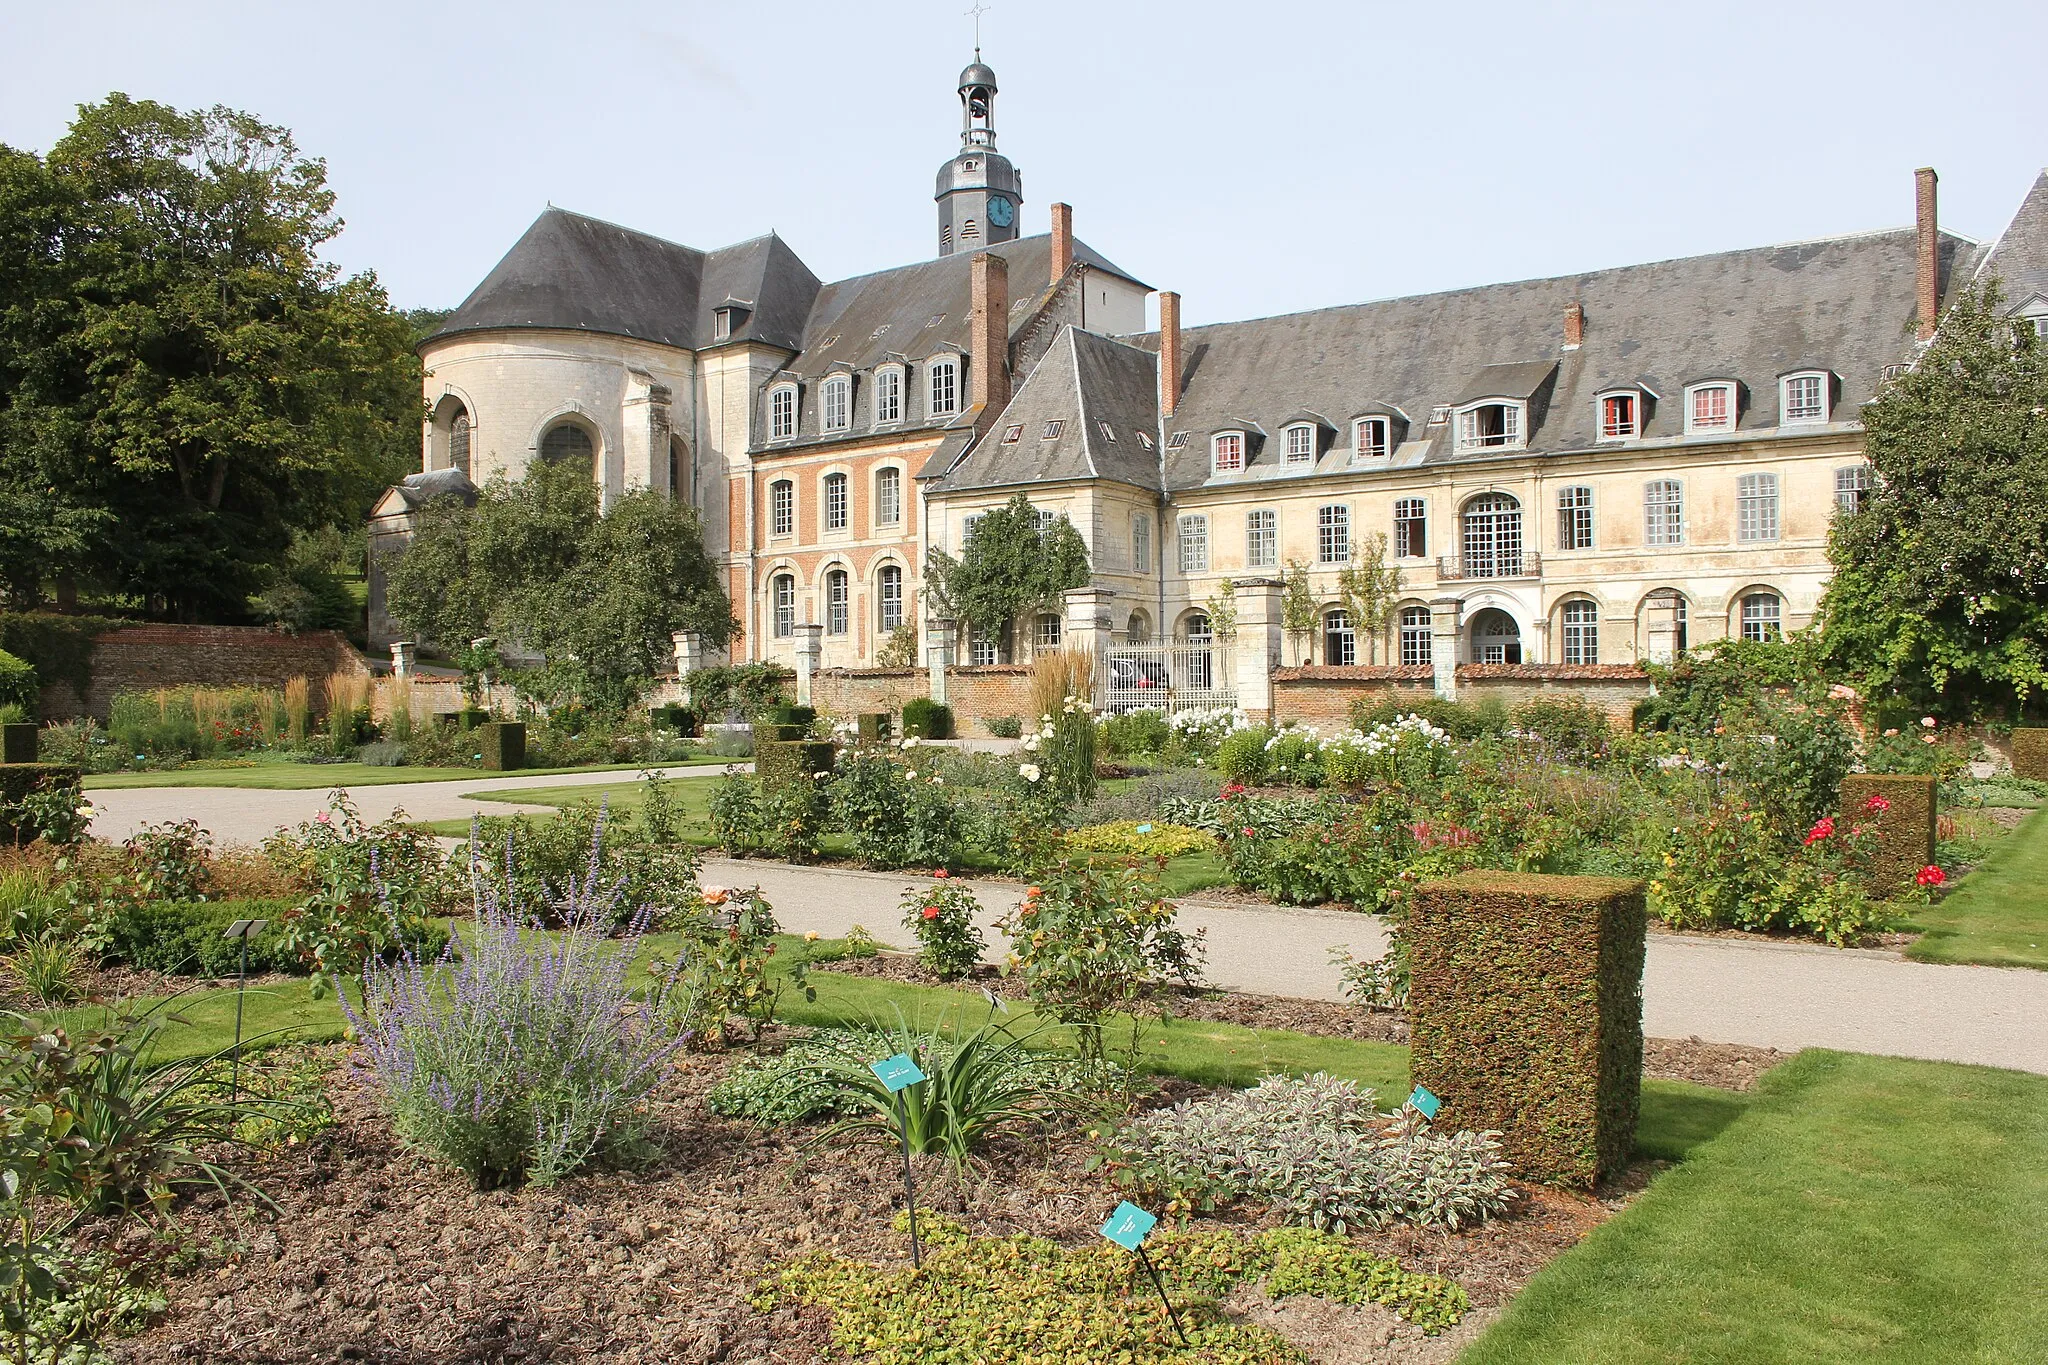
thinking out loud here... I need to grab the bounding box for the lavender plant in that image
[342,821,693,1189]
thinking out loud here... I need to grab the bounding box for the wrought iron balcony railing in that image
[1436,552,1541,581]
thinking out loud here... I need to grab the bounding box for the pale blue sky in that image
[3,0,2043,326]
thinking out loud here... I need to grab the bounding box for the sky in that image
[3,0,2044,328]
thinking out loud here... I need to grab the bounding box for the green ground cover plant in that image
[1901,804,2048,969]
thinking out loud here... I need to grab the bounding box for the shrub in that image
[902,877,985,978]
[123,817,213,902]
[1164,706,1246,760]
[1511,694,1613,759]
[755,738,835,790]
[2014,728,2048,781]
[830,748,963,870]
[982,714,1022,739]
[1840,774,1936,896]
[686,662,793,723]
[0,763,84,846]
[1021,695,1096,805]
[478,719,525,770]
[0,650,37,716]
[1064,821,1211,860]
[469,797,702,931]
[900,697,954,740]
[708,770,763,852]
[1349,695,1506,740]
[1651,796,1894,944]
[1097,707,1170,758]
[758,774,829,861]
[651,884,806,1046]
[1407,871,1646,1187]
[108,899,303,976]
[1214,725,1271,784]
[1716,694,1857,839]
[355,740,407,766]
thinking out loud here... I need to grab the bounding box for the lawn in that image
[1460,1049,2048,1363]
[83,757,727,791]
[1901,804,2048,970]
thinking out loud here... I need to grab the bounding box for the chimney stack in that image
[970,250,1011,419]
[1158,291,1182,419]
[1049,202,1073,281]
[1563,302,1585,349]
[1915,167,1940,343]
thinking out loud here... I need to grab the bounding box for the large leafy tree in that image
[0,94,418,616]
[924,492,1091,649]
[1817,283,2048,717]
[384,458,737,712]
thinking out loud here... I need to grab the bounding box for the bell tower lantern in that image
[934,57,1023,257]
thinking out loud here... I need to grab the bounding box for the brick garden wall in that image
[1270,663,1653,729]
[808,665,1035,736]
[42,626,370,721]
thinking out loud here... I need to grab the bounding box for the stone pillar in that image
[389,641,415,678]
[1232,576,1284,722]
[1062,586,1115,674]
[1528,614,1551,666]
[620,369,674,501]
[792,624,823,707]
[926,616,956,706]
[1643,594,1679,665]
[672,631,703,703]
[1429,597,1462,700]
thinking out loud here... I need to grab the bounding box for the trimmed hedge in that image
[110,898,301,976]
[650,704,699,736]
[901,698,954,740]
[480,720,525,770]
[1407,870,1647,1189]
[857,712,892,743]
[756,739,836,791]
[2013,729,2048,781]
[0,762,81,844]
[1839,773,1936,894]
[1,724,35,764]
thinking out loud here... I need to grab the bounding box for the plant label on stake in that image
[1407,1084,1441,1120]
[870,1053,928,1268]
[222,918,268,1106]
[1099,1201,1186,1346]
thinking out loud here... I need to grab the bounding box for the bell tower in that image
[934,54,1023,257]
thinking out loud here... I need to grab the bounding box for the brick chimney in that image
[1915,167,1940,343]
[1049,202,1073,281]
[1158,291,1182,419]
[1563,302,1585,349]
[970,250,1011,418]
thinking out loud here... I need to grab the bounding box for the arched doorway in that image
[1469,607,1522,664]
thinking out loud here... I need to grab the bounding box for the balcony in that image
[1437,552,1541,581]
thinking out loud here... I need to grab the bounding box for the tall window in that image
[1561,599,1599,665]
[875,466,903,526]
[878,564,904,631]
[1245,509,1277,569]
[1393,498,1427,558]
[769,386,797,439]
[1212,432,1244,473]
[1285,425,1316,466]
[1354,416,1390,460]
[1178,515,1209,573]
[825,570,849,635]
[823,472,849,531]
[769,480,794,538]
[961,512,983,550]
[1782,372,1828,424]
[1737,473,1780,542]
[1599,392,1638,440]
[1461,494,1523,577]
[1557,485,1594,551]
[1322,608,1355,666]
[1687,383,1734,433]
[1317,504,1350,563]
[969,627,1000,665]
[1034,613,1062,652]
[1132,513,1152,573]
[928,360,958,416]
[1835,463,1872,513]
[1455,402,1521,452]
[1399,605,1433,667]
[1741,592,1783,642]
[449,412,472,476]
[1644,480,1684,547]
[821,376,851,432]
[873,368,903,425]
[540,422,594,467]
[772,574,795,638]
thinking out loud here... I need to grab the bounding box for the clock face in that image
[987,195,1014,228]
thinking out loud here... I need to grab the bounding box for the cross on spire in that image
[965,1,990,58]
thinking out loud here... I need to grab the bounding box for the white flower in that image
[1920,716,1937,728]
[905,770,918,780]
[931,776,944,785]
[1019,763,1042,783]
[904,735,922,748]
[1021,735,1039,752]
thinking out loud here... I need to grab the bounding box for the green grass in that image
[43,978,350,1063]
[1901,805,2048,970]
[83,757,725,790]
[1459,1050,2048,1364]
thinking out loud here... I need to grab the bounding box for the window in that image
[878,564,904,631]
[969,627,1000,665]
[928,360,958,416]
[1285,424,1316,466]
[1737,473,1779,542]
[1098,420,1118,443]
[1354,416,1390,460]
[1557,485,1594,551]
[771,573,795,638]
[1041,420,1065,440]
[768,386,797,439]
[1399,605,1433,667]
[1245,509,1277,568]
[1178,514,1209,573]
[1032,508,1057,534]
[1454,402,1522,452]
[1034,613,1062,652]
[821,376,851,432]
[713,309,732,341]
[1132,514,1152,573]
[1393,498,1427,558]
[1125,610,1151,643]
[962,512,984,549]
[1427,404,1451,426]
[1561,600,1599,665]
[1167,431,1189,449]
[1741,592,1783,642]
[1598,391,1638,440]
[823,472,849,531]
[1461,493,1523,577]
[1137,431,1155,450]
[825,569,849,635]
[961,218,979,241]
[539,422,594,467]
[1002,423,1024,443]
[1212,432,1244,473]
[1781,372,1828,424]
[769,479,794,538]
[1644,480,1684,547]
[1322,608,1356,666]
[873,367,903,425]
[875,466,903,526]
[1835,463,1872,514]
[1686,383,1734,433]
[1317,504,1350,564]
[449,412,471,476]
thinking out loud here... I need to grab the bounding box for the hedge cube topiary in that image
[480,721,525,771]
[756,739,836,791]
[1,723,35,764]
[901,698,954,740]
[2013,728,2048,781]
[857,712,892,743]
[1839,773,1936,895]
[1407,870,1646,1188]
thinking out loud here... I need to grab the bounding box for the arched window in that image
[768,385,797,439]
[1740,592,1782,642]
[928,359,959,416]
[1126,609,1152,644]
[821,376,851,432]
[669,437,689,503]
[1212,432,1245,473]
[878,564,904,632]
[875,467,903,527]
[1322,608,1355,665]
[1182,612,1212,643]
[450,411,472,476]
[1354,416,1390,460]
[1461,494,1523,578]
[1182,611,1214,689]
[539,421,594,468]
[1399,605,1433,667]
[769,480,794,538]
[825,570,850,635]
[771,574,796,639]
[873,366,904,426]
[1561,599,1600,665]
[1034,613,1062,653]
[1284,424,1317,467]
[1470,608,1522,664]
[823,472,849,531]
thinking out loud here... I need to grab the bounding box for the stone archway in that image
[1468,606,1522,664]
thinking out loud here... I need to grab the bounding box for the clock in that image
[986,195,1014,228]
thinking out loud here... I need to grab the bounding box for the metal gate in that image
[1101,640,1236,712]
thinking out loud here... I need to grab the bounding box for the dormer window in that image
[1167,431,1188,449]
[768,385,798,440]
[1137,431,1155,451]
[1597,390,1639,440]
[1353,417,1390,460]
[1212,432,1245,473]
[713,310,732,341]
[712,299,750,341]
[1453,401,1523,452]
[1780,371,1830,425]
[1002,424,1023,443]
[821,376,851,432]
[1427,404,1451,426]
[1284,424,1316,467]
[1040,420,1065,441]
[1685,382,1736,434]
[873,365,904,426]
[928,359,959,416]
[1098,421,1118,443]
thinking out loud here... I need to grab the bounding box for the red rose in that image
[922,905,941,920]
[1803,817,1836,846]
[1915,864,1946,888]
[1864,794,1892,814]
[933,868,950,879]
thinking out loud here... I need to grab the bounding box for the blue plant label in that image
[870,1053,926,1093]
[1100,1201,1157,1251]
[1135,823,1153,834]
[1408,1084,1442,1120]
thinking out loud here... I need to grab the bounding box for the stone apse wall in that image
[43,626,370,721]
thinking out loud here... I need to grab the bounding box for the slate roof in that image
[389,468,478,510]
[931,327,1161,493]
[1971,169,2048,309]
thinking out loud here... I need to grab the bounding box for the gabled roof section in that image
[931,327,1161,494]
[1455,361,1558,404]
[1973,169,2048,311]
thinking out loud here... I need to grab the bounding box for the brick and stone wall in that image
[808,665,1034,736]
[1270,663,1652,729]
[43,626,370,721]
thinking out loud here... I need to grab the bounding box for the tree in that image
[384,458,736,713]
[1817,283,2048,717]
[923,493,1090,649]
[1335,532,1402,663]
[1281,560,1317,664]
